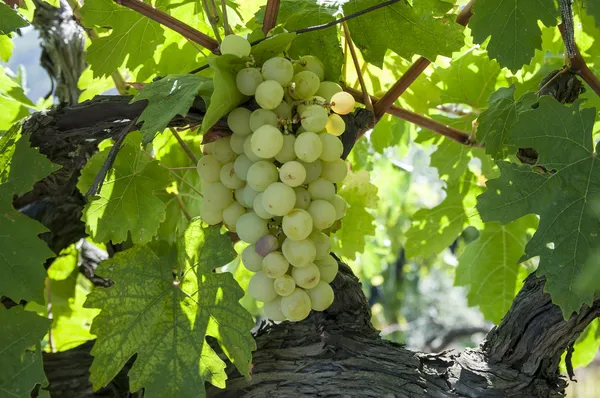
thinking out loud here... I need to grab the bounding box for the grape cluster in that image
[197,35,356,322]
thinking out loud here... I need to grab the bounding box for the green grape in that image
[220,162,245,189]
[256,234,279,256]
[230,133,246,154]
[227,107,252,136]
[331,194,348,220]
[253,193,274,220]
[255,80,285,110]
[275,134,296,163]
[321,159,348,183]
[262,251,290,278]
[274,274,296,297]
[309,230,331,260]
[199,202,223,225]
[294,132,322,163]
[307,199,336,230]
[262,182,296,216]
[279,161,306,187]
[248,271,278,302]
[212,136,236,163]
[242,244,264,272]
[280,288,312,321]
[299,159,322,183]
[251,125,284,159]
[315,255,338,283]
[220,34,251,57]
[242,185,259,209]
[233,154,253,181]
[236,212,269,244]
[282,208,313,241]
[247,160,278,191]
[244,135,262,162]
[290,71,320,100]
[263,296,286,321]
[300,104,328,132]
[319,133,343,161]
[273,101,292,120]
[222,201,246,231]
[292,263,320,289]
[308,178,335,201]
[196,155,221,183]
[316,81,342,101]
[293,55,325,81]
[297,96,325,115]
[325,113,345,136]
[307,281,334,311]
[234,186,247,207]
[250,109,278,132]
[202,141,215,156]
[203,182,233,210]
[330,91,355,115]
[294,187,311,210]
[261,57,294,86]
[236,67,263,96]
[282,238,316,268]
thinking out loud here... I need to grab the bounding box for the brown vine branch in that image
[262,0,280,36]
[342,21,373,112]
[558,23,600,97]
[114,0,219,53]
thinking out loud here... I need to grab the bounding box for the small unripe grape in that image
[196,155,221,183]
[262,182,296,216]
[325,113,345,136]
[234,154,253,181]
[255,80,285,110]
[294,132,322,163]
[330,91,355,115]
[282,209,313,241]
[274,275,296,296]
[242,185,259,209]
[262,251,290,278]
[319,133,343,162]
[263,296,286,321]
[227,107,252,136]
[307,281,334,311]
[293,55,325,81]
[292,263,320,289]
[290,71,320,100]
[247,161,278,192]
[236,213,269,244]
[308,199,336,230]
[251,125,284,159]
[220,34,251,57]
[331,194,348,220]
[279,161,306,187]
[316,81,342,101]
[229,133,246,154]
[300,159,322,183]
[244,135,262,162]
[220,162,244,189]
[321,159,348,183]
[203,182,233,210]
[242,244,264,272]
[248,271,278,302]
[294,187,311,210]
[262,57,294,86]
[282,238,316,268]
[315,255,338,283]
[280,288,312,321]
[309,230,331,260]
[253,193,274,220]
[236,67,263,96]
[199,202,222,225]
[308,178,335,201]
[300,105,328,132]
[213,136,236,163]
[250,109,278,132]
[222,201,246,231]
[275,134,296,163]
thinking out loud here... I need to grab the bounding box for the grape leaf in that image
[343,0,464,68]
[455,216,538,324]
[251,32,296,65]
[0,34,13,62]
[0,130,59,304]
[0,3,28,34]
[77,132,172,244]
[85,222,255,397]
[201,55,248,133]
[476,86,537,159]
[470,0,558,72]
[584,0,600,27]
[334,170,379,260]
[370,115,406,154]
[80,0,165,78]
[477,98,600,317]
[132,74,213,144]
[0,306,51,397]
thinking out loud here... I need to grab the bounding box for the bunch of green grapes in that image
[197,34,357,322]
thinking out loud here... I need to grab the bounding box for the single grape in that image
[315,255,338,283]
[222,201,246,231]
[294,186,311,210]
[290,71,320,100]
[233,154,253,181]
[236,67,264,96]
[309,230,331,260]
[196,155,221,183]
[234,186,247,207]
[293,55,325,81]
[330,91,355,115]
[279,161,306,187]
[282,238,316,268]
[280,288,312,321]
[243,135,262,162]
[299,159,322,183]
[220,35,251,57]
[250,109,278,132]
[325,113,345,136]
[262,57,294,86]
[300,105,328,132]
[292,263,320,289]
[308,178,335,201]
[307,199,336,230]
[255,80,285,110]
[199,202,223,225]
[273,101,292,120]
[248,271,278,302]
[256,234,279,256]
[307,281,334,311]
[202,141,215,155]
[242,244,264,272]
[242,185,259,209]
[319,133,343,161]
[274,275,296,297]
[229,133,246,154]
[227,107,252,136]
[253,193,274,220]
[247,160,278,192]
[203,182,233,210]
[262,251,290,278]
[251,125,284,158]
[262,182,296,216]
[220,162,245,189]
[236,213,269,244]
[316,81,342,101]
[275,134,296,163]
[263,296,286,321]
[321,159,348,183]
[212,136,236,163]
[331,194,348,220]
[282,209,313,241]
[294,132,322,163]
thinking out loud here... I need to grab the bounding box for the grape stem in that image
[262,0,280,36]
[141,150,204,198]
[342,21,373,113]
[220,0,233,36]
[558,23,600,97]
[202,0,222,44]
[170,128,199,164]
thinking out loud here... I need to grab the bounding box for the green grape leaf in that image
[81,0,165,78]
[256,0,343,81]
[85,222,255,397]
[0,3,28,34]
[560,319,600,372]
[0,130,59,304]
[0,34,13,62]
[476,86,537,159]
[470,0,558,72]
[251,32,296,65]
[334,170,379,260]
[132,75,213,144]
[584,0,600,27]
[477,98,600,317]
[343,0,464,68]
[370,115,406,154]
[0,306,51,397]
[77,132,172,244]
[455,216,538,324]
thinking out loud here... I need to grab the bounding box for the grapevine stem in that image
[176,195,192,220]
[170,128,199,164]
[141,150,204,197]
[262,0,280,36]
[202,0,222,43]
[342,21,373,112]
[220,0,233,36]
[558,23,600,97]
